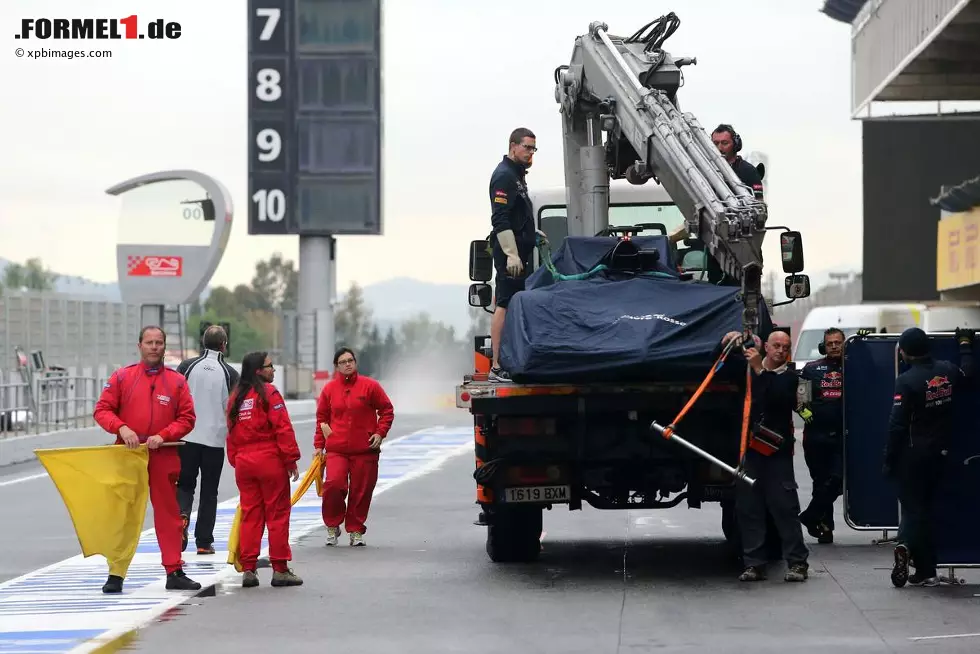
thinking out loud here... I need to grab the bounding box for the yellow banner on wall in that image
[937,207,980,291]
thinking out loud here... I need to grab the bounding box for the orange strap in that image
[660,341,735,440]
[738,364,752,461]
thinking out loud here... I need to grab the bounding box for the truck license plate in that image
[504,485,570,503]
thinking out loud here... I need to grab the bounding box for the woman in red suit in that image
[227,351,303,588]
[314,347,395,546]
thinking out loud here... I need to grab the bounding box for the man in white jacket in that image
[176,325,239,554]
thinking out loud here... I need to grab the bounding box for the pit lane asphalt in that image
[0,411,461,585]
[125,429,980,654]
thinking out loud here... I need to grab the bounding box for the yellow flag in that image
[227,453,324,572]
[35,444,150,578]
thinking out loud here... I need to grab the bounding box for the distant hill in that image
[0,257,474,334]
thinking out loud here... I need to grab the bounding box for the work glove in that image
[535,229,549,247]
[955,326,975,347]
[796,407,814,424]
[497,229,524,277]
[856,328,874,337]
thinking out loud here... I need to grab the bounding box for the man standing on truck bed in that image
[796,327,845,544]
[721,329,810,583]
[487,127,545,383]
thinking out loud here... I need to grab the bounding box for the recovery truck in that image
[457,14,812,563]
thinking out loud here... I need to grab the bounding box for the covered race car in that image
[499,235,774,384]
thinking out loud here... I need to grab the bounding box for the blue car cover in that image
[500,237,773,383]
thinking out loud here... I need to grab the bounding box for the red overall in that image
[227,384,301,573]
[313,371,394,534]
[93,362,196,575]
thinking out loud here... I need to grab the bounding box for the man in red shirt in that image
[314,347,395,546]
[93,325,202,594]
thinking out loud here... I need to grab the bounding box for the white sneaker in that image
[326,527,340,546]
[349,532,365,547]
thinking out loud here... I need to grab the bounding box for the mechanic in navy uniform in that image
[710,124,764,199]
[796,327,845,544]
[720,329,810,583]
[669,124,764,284]
[886,327,975,588]
[487,127,546,383]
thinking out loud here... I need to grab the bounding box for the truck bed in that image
[456,374,741,414]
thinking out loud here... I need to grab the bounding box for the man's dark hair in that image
[139,325,166,344]
[333,347,356,366]
[509,127,535,146]
[202,324,228,351]
[712,124,735,139]
[823,327,845,342]
[229,351,269,428]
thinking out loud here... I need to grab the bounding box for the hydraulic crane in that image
[554,13,768,336]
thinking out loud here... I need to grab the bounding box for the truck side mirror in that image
[780,230,804,274]
[470,240,493,282]
[468,283,493,308]
[784,273,810,299]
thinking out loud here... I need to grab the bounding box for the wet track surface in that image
[115,430,980,654]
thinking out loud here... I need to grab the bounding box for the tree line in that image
[0,254,490,380]
[187,253,491,379]
[0,258,58,293]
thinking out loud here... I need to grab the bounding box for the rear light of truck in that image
[507,464,564,485]
[496,416,557,437]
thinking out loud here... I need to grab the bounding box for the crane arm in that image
[554,14,767,336]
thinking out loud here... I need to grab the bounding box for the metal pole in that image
[650,421,756,487]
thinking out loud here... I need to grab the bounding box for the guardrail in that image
[0,372,105,436]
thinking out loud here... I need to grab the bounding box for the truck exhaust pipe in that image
[649,421,756,487]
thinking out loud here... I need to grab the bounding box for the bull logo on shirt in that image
[925,375,952,403]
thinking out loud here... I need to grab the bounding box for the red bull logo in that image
[821,370,843,390]
[925,375,952,402]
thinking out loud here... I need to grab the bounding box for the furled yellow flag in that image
[35,444,150,578]
[227,452,324,572]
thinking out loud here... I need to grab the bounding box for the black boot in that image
[102,575,124,594]
[165,569,202,591]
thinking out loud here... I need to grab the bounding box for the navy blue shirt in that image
[489,155,535,260]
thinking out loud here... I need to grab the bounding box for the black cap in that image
[899,327,930,357]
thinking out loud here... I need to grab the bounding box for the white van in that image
[793,302,980,367]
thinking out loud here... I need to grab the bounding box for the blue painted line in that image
[0,631,103,653]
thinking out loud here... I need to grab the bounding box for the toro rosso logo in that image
[820,370,842,398]
[925,375,952,402]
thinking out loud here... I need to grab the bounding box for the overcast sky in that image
[2,0,870,294]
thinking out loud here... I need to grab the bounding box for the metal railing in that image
[0,371,108,436]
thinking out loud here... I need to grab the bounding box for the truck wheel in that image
[486,506,543,563]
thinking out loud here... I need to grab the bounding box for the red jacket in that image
[93,362,196,443]
[313,371,394,455]
[226,384,301,468]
